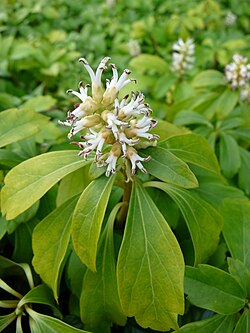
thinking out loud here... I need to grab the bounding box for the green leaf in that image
[117,181,184,331]
[214,88,239,119]
[0,108,48,148]
[71,175,115,272]
[130,54,169,73]
[219,132,241,178]
[238,148,250,195]
[154,119,189,142]
[185,265,246,314]
[141,146,198,188]
[146,182,223,265]
[28,308,89,333]
[0,312,16,331]
[233,309,250,333]
[173,110,213,128]
[0,149,22,168]
[22,95,57,112]
[221,198,250,270]
[192,70,226,88]
[228,258,250,297]
[17,284,60,317]
[160,133,220,173]
[32,196,78,300]
[80,203,126,331]
[1,151,90,220]
[175,314,236,332]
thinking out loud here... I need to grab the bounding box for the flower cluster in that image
[240,85,250,103]
[172,38,195,76]
[225,11,237,27]
[60,57,159,177]
[225,54,250,89]
[128,39,141,57]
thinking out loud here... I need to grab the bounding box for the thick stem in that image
[116,180,132,230]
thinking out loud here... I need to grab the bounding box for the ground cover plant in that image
[0,0,250,332]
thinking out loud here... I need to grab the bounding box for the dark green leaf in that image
[219,133,241,178]
[233,309,250,333]
[238,148,250,195]
[185,265,246,314]
[174,110,213,128]
[228,258,250,297]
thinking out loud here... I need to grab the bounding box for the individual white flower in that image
[225,11,237,27]
[128,39,141,57]
[225,54,250,89]
[172,38,195,76]
[60,57,159,177]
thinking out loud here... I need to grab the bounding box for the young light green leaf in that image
[141,146,198,188]
[32,197,78,300]
[1,151,90,220]
[175,314,236,333]
[219,132,241,178]
[146,182,223,265]
[228,258,250,297]
[233,309,250,333]
[22,95,56,112]
[221,198,250,270]
[185,265,246,314]
[130,54,169,73]
[173,110,213,128]
[80,203,126,331]
[0,312,16,331]
[117,181,184,331]
[160,133,220,173]
[192,70,226,88]
[0,108,48,148]
[71,175,115,272]
[27,308,89,333]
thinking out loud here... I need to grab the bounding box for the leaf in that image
[22,95,57,112]
[214,88,239,119]
[175,314,236,333]
[28,308,89,333]
[0,108,48,148]
[130,54,169,73]
[233,309,250,333]
[117,181,184,331]
[154,119,189,142]
[173,110,213,128]
[80,203,126,331]
[0,149,22,168]
[1,151,90,220]
[17,284,60,317]
[0,312,16,331]
[32,196,78,300]
[140,146,198,189]
[192,70,226,88]
[146,182,223,265]
[221,198,250,270]
[71,175,115,272]
[185,265,246,315]
[238,148,250,195]
[65,250,86,298]
[219,132,241,178]
[160,133,220,173]
[228,258,250,297]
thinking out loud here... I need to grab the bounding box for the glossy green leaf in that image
[185,265,246,314]
[221,198,250,270]
[71,175,115,272]
[1,151,90,220]
[141,146,198,188]
[228,258,250,297]
[175,314,236,332]
[80,203,126,331]
[117,181,184,331]
[32,197,78,300]
[219,132,241,178]
[28,308,89,333]
[173,110,213,128]
[0,312,16,331]
[192,70,226,88]
[146,182,223,265]
[160,133,220,173]
[0,108,48,148]
[233,309,250,333]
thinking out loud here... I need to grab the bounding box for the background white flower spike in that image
[60,57,159,177]
[225,54,250,89]
[172,38,195,76]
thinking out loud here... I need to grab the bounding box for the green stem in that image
[116,180,132,230]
